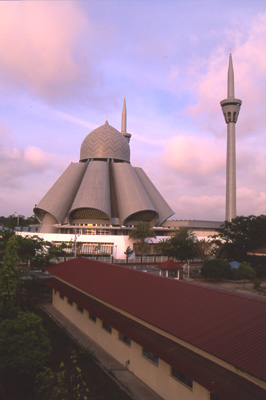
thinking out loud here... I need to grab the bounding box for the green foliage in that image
[201,259,230,280]
[235,262,256,282]
[159,227,196,262]
[0,214,38,229]
[213,215,266,263]
[192,239,213,261]
[35,351,89,400]
[0,231,68,269]
[0,311,51,377]
[129,222,156,259]
[124,246,133,262]
[253,279,262,291]
[0,235,22,316]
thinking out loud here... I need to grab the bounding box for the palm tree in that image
[129,221,156,263]
[124,246,134,263]
[193,239,213,262]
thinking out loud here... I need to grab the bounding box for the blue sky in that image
[0,0,265,221]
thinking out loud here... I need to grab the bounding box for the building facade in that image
[46,258,266,400]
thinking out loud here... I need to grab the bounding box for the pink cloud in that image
[171,195,225,221]
[237,188,266,216]
[0,127,66,188]
[0,2,87,101]
[162,135,224,177]
[184,14,266,137]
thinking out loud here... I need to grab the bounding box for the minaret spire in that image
[121,97,131,143]
[121,97,127,133]
[228,53,235,98]
[220,53,242,222]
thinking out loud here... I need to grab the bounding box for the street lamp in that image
[73,229,81,258]
[14,211,20,227]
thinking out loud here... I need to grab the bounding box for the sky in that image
[0,0,265,222]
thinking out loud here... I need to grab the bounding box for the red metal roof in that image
[46,257,266,383]
[47,278,266,400]
[247,246,266,256]
[156,259,183,270]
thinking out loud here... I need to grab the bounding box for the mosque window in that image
[59,293,64,300]
[67,298,73,306]
[102,321,112,334]
[171,367,193,389]
[142,348,159,366]
[228,111,231,122]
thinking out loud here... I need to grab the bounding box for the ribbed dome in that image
[80,121,130,162]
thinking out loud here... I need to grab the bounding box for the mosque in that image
[29,98,221,259]
[24,55,241,259]
[34,99,174,234]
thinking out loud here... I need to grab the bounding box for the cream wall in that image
[52,290,210,400]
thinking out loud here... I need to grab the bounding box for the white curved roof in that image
[34,162,87,224]
[35,118,174,231]
[69,161,111,223]
[112,162,158,225]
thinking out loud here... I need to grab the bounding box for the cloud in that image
[184,13,266,137]
[171,194,225,221]
[0,125,66,188]
[161,135,225,179]
[0,2,88,102]
[237,188,266,217]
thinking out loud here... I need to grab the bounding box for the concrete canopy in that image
[34,104,173,233]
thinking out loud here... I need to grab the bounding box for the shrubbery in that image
[201,259,230,280]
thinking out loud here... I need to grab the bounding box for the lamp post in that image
[73,230,81,258]
[14,211,20,227]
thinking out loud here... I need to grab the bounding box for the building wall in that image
[53,290,210,400]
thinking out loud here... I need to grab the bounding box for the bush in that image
[235,262,256,282]
[201,259,230,280]
[253,279,262,291]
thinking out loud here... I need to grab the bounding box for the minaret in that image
[121,98,131,142]
[220,54,242,221]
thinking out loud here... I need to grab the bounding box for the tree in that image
[0,235,21,316]
[193,239,213,262]
[201,259,230,280]
[0,311,51,377]
[159,227,196,263]
[0,214,38,229]
[129,222,156,262]
[235,262,256,287]
[213,215,266,263]
[124,246,134,263]
[35,351,89,400]
[0,232,68,270]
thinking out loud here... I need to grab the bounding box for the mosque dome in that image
[80,121,130,162]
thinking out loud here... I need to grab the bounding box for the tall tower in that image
[220,54,242,221]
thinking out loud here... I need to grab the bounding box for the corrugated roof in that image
[46,257,266,383]
[157,259,183,270]
[47,278,266,400]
